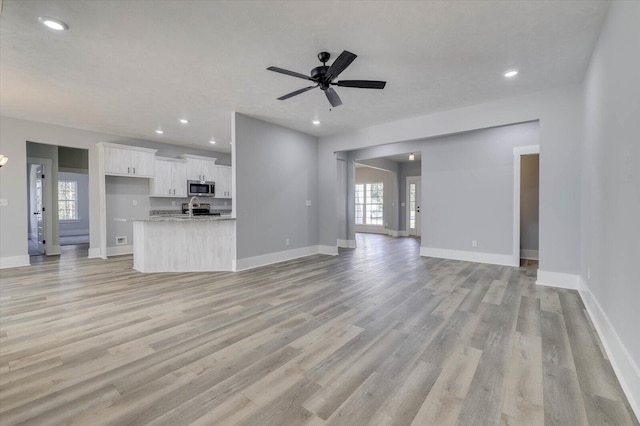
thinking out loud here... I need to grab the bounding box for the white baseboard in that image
[536,270,580,290]
[88,247,102,259]
[319,245,339,256]
[579,277,640,421]
[47,245,61,256]
[0,255,30,269]
[520,249,539,260]
[386,229,402,237]
[397,230,409,237]
[420,247,516,267]
[106,245,133,256]
[59,230,90,237]
[355,226,387,235]
[235,245,334,272]
[337,239,356,248]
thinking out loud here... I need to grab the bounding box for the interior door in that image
[34,165,46,253]
[407,177,421,236]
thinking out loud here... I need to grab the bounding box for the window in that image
[58,180,78,220]
[355,183,383,225]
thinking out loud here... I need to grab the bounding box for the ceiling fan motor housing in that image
[311,65,330,81]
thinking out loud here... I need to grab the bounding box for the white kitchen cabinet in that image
[150,157,187,197]
[101,143,157,178]
[180,154,217,182]
[214,165,232,198]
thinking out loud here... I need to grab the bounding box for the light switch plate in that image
[306,200,312,206]
[0,199,7,207]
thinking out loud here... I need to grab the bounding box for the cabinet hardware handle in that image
[128,167,130,173]
[133,167,136,174]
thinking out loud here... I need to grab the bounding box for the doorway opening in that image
[513,145,540,268]
[26,144,90,263]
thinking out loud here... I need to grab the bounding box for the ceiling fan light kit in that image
[267,50,386,108]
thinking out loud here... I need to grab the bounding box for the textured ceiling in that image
[0,0,610,153]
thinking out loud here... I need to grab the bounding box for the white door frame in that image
[406,176,421,236]
[27,157,55,256]
[512,145,540,267]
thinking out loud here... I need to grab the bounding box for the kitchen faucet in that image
[188,196,200,218]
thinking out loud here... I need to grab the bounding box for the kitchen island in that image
[116,215,235,272]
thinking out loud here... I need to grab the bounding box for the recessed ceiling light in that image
[179,119,189,124]
[504,70,519,78]
[38,17,68,31]
[209,139,216,144]
[312,120,320,125]
[155,129,164,134]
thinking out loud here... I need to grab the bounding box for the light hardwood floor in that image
[0,234,637,425]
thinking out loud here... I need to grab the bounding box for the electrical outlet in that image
[306,200,312,207]
[132,199,138,207]
[285,239,290,246]
[0,199,7,207]
[472,240,478,248]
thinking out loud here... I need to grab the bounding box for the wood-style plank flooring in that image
[0,234,637,425]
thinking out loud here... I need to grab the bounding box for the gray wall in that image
[235,114,319,259]
[399,160,421,231]
[354,166,398,232]
[58,172,90,237]
[421,124,538,254]
[520,154,539,253]
[106,176,150,249]
[581,1,640,370]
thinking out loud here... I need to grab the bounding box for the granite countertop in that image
[115,215,235,222]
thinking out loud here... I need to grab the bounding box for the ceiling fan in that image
[267,50,386,108]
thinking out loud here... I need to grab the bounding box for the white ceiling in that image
[0,1,610,154]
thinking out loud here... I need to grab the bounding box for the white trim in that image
[520,249,539,260]
[88,247,102,258]
[397,230,409,237]
[47,245,61,256]
[0,255,31,269]
[235,245,334,271]
[106,244,133,256]
[59,229,90,237]
[318,245,339,256]
[579,277,640,420]
[420,247,516,267]
[355,225,387,235]
[512,145,539,268]
[337,239,356,248]
[535,270,580,290]
[386,229,402,237]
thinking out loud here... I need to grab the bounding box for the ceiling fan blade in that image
[267,66,313,81]
[335,80,386,89]
[277,86,317,100]
[326,50,357,80]
[325,87,343,107]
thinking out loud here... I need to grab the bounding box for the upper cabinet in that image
[150,157,187,197]
[180,154,217,182]
[215,165,232,198]
[101,142,157,178]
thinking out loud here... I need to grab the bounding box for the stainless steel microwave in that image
[187,180,215,197]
